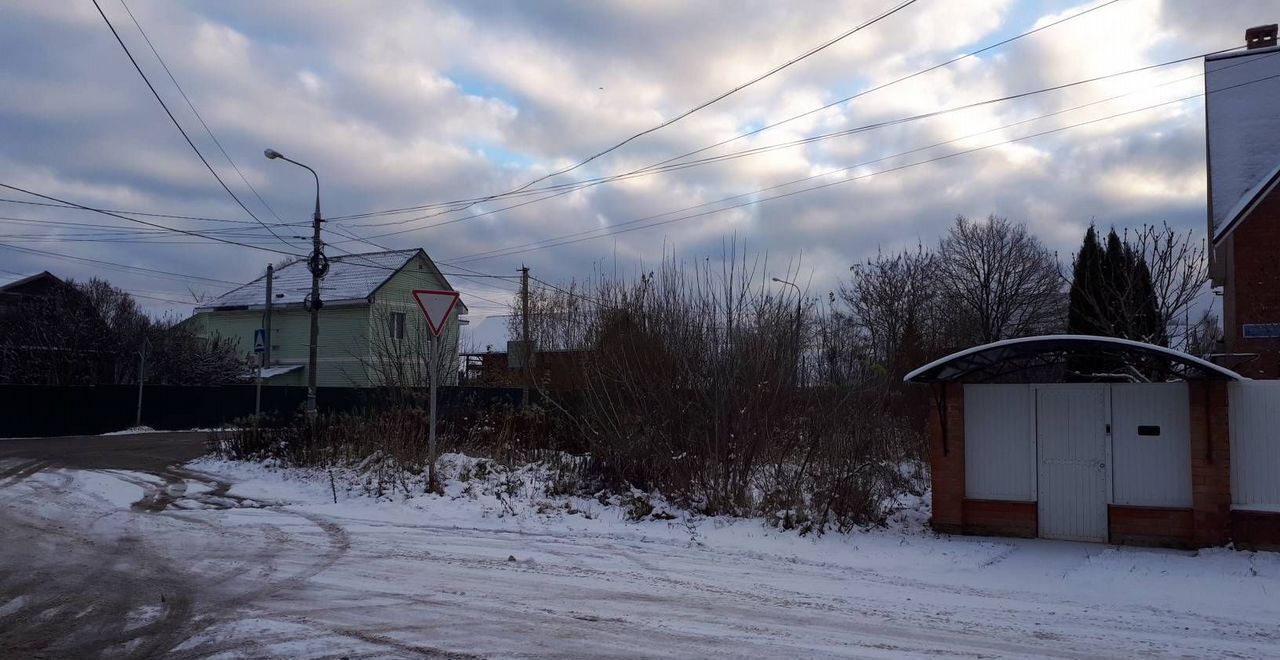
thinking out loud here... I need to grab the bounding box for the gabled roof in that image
[1214,159,1280,245]
[0,271,62,292]
[196,248,467,313]
[903,335,1246,383]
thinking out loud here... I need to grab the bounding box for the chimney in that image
[1246,24,1278,50]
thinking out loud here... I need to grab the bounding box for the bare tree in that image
[937,215,1063,344]
[0,278,244,385]
[1131,223,1209,349]
[360,303,459,389]
[1184,309,1222,358]
[837,244,944,388]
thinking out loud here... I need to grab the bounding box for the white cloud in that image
[0,0,1272,318]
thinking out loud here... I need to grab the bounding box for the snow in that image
[101,425,160,435]
[1216,159,1280,242]
[4,453,1279,657]
[196,249,429,310]
[245,364,304,379]
[1206,46,1280,236]
[1235,503,1280,514]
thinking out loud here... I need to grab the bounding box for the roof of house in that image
[195,249,467,313]
[1214,158,1280,245]
[0,271,61,292]
[1205,45,1280,237]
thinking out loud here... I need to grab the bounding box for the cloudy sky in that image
[1,0,1276,335]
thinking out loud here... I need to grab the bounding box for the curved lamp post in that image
[265,148,325,418]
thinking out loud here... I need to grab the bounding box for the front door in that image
[1037,386,1110,542]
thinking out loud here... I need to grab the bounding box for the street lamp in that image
[771,277,802,329]
[772,277,803,384]
[265,147,326,418]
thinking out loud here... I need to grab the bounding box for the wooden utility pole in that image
[135,338,150,428]
[520,265,530,351]
[520,266,531,397]
[264,263,273,367]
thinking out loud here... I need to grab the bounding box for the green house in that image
[190,249,468,387]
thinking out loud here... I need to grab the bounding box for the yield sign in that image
[412,289,461,337]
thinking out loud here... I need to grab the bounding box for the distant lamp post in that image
[771,277,802,329]
[772,277,803,383]
[264,147,327,418]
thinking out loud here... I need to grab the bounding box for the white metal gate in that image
[1037,386,1110,542]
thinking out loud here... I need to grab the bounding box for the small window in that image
[389,312,406,340]
[1137,425,1161,437]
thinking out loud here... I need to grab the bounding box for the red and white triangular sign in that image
[412,289,461,337]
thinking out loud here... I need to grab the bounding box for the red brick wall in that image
[1109,506,1194,547]
[1226,187,1280,379]
[963,499,1037,538]
[1189,381,1232,547]
[928,382,965,534]
[1231,510,1280,551]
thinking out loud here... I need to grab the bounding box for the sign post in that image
[412,289,461,493]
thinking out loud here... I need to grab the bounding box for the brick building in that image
[1206,24,1280,379]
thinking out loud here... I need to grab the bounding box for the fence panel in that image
[1229,381,1280,507]
[0,384,526,438]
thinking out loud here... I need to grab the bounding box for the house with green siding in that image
[189,249,468,387]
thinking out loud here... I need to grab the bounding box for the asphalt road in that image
[0,431,209,472]
[0,432,216,659]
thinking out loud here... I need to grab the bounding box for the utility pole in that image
[256,264,273,424]
[264,263,273,367]
[135,338,150,428]
[520,265,531,397]
[306,196,323,418]
[265,148,326,419]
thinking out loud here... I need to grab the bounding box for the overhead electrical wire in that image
[0,241,241,287]
[0,197,303,226]
[0,183,304,257]
[328,0,1120,224]
[447,67,1280,265]
[332,45,1236,247]
[329,0,921,226]
[336,50,1233,242]
[90,0,300,249]
[117,0,295,231]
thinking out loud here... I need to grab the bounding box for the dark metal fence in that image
[0,384,525,438]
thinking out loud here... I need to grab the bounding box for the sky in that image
[1,0,1277,340]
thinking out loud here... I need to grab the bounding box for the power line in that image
[337,46,1231,243]
[0,197,302,226]
[0,183,304,257]
[330,0,919,226]
[0,241,242,287]
[449,71,1274,265]
[329,0,1119,224]
[90,0,299,250]
[117,0,292,230]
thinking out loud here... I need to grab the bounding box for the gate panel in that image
[1037,386,1109,542]
[1111,383,1192,507]
[963,384,1035,501]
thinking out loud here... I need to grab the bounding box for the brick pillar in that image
[929,382,965,534]
[1189,380,1232,547]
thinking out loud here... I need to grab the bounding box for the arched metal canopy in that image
[904,335,1246,384]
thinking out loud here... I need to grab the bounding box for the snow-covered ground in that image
[2,453,1278,658]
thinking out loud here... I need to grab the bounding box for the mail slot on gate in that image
[1137,425,1161,436]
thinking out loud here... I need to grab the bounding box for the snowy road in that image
[1,436,1278,658]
